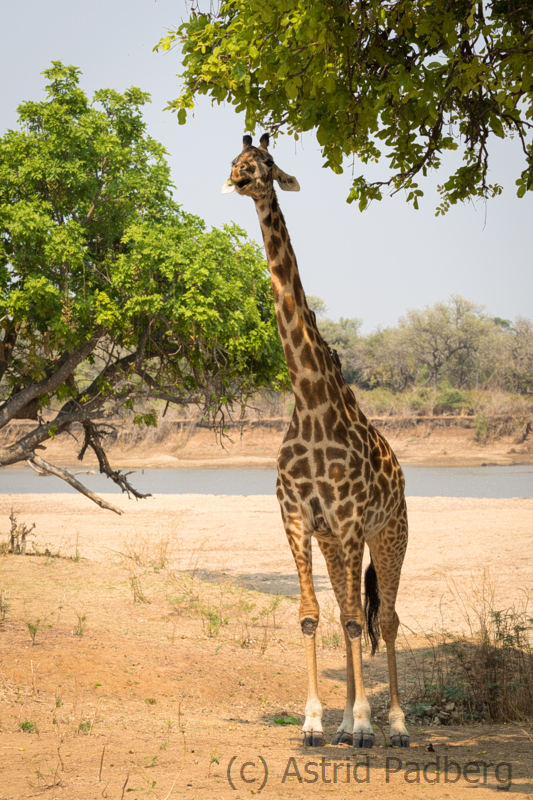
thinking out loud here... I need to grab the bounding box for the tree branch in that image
[0,405,122,468]
[80,157,108,227]
[27,455,123,515]
[78,421,151,500]
[0,322,18,382]
[0,326,105,429]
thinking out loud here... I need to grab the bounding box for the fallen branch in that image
[27,455,123,515]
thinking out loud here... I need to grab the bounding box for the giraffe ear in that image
[221,179,236,194]
[273,165,300,192]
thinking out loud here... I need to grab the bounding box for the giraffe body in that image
[223,136,410,748]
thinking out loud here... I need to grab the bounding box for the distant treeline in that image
[309,295,533,396]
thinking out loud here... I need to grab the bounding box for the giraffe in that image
[222,134,410,749]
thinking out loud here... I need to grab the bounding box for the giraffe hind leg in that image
[368,506,410,747]
[339,523,375,748]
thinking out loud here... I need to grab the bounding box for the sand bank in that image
[1,493,531,632]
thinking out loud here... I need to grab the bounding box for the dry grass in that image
[405,571,533,725]
[103,387,533,431]
[164,564,293,654]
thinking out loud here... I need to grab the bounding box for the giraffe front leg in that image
[332,626,355,745]
[301,620,324,747]
[284,519,323,747]
[346,622,375,748]
[315,540,355,746]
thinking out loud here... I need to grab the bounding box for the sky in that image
[1,0,532,333]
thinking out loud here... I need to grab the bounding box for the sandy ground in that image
[1,493,533,632]
[0,493,532,798]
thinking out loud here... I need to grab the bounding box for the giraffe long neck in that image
[254,190,345,414]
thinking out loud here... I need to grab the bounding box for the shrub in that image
[434,388,471,415]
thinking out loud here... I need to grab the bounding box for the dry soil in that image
[0,491,532,799]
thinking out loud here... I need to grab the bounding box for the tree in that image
[307,294,329,320]
[362,326,416,391]
[307,296,363,383]
[0,63,288,512]
[156,0,533,213]
[398,295,492,389]
[507,316,533,393]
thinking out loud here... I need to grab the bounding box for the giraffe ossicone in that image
[223,135,410,750]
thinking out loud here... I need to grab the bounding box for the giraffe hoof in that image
[333,732,353,746]
[302,732,324,747]
[391,735,410,748]
[353,732,375,749]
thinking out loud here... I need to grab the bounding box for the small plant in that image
[208,749,220,777]
[474,413,489,443]
[26,618,41,645]
[121,531,174,570]
[0,589,9,623]
[74,611,87,636]
[19,720,38,733]
[78,720,91,735]
[71,531,80,562]
[130,575,151,604]
[200,608,229,638]
[323,631,341,648]
[166,563,290,651]
[145,698,157,705]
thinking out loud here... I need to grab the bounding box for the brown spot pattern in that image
[231,142,409,746]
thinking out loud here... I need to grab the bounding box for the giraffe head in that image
[222,134,300,199]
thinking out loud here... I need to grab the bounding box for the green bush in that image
[434,388,471,415]
[19,720,38,733]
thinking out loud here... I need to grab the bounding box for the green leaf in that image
[157,0,533,211]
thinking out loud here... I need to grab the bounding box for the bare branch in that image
[78,421,151,500]
[0,407,117,467]
[27,455,123,515]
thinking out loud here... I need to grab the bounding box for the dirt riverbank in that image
[3,414,533,469]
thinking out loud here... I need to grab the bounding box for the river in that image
[1,464,532,498]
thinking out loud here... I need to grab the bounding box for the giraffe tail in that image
[364,560,381,657]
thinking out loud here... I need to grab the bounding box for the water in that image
[1,464,532,498]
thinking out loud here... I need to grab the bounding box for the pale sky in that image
[2,0,531,333]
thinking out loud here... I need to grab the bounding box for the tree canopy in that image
[308,294,533,395]
[156,0,533,212]
[0,62,288,510]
